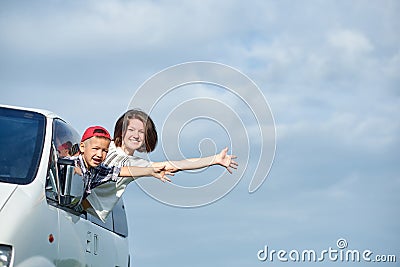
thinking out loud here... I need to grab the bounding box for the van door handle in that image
[94,234,98,255]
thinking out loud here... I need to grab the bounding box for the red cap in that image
[81,126,111,142]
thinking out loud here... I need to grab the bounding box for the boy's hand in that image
[214,147,238,174]
[74,166,82,176]
[151,165,173,182]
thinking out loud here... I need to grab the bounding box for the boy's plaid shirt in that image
[72,155,121,200]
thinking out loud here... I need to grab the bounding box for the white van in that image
[0,104,130,267]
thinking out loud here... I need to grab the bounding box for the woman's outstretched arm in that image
[151,147,238,173]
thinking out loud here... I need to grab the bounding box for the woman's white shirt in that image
[85,142,151,222]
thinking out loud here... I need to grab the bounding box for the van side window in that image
[45,119,80,205]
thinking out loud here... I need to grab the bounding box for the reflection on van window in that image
[53,119,80,158]
[57,141,73,157]
[0,107,46,185]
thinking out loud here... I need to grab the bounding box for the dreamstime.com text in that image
[257,238,397,263]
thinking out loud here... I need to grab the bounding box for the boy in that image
[73,126,171,218]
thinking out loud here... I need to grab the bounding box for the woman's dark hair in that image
[113,109,158,153]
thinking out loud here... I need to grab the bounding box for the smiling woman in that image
[107,109,237,173]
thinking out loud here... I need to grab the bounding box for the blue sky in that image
[1,0,399,266]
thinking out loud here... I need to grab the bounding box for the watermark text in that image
[257,238,396,263]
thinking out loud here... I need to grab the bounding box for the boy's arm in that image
[119,165,172,182]
[151,147,238,173]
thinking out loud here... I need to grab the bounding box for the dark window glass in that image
[113,198,129,237]
[0,107,46,184]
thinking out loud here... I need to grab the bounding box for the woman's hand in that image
[214,147,238,174]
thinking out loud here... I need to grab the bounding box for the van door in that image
[56,210,92,266]
[86,213,118,266]
[46,145,92,266]
[87,199,130,267]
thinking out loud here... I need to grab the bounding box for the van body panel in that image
[57,209,91,266]
[0,183,17,211]
[0,185,59,266]
[15,256,56,267]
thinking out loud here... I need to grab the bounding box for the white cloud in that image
[326,112,399,149]
[0,0,275,58]
[383,49,400,80]
[277,109,399,153]
[328,29,374,55]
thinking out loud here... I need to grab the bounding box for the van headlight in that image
[0,245,12,267]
